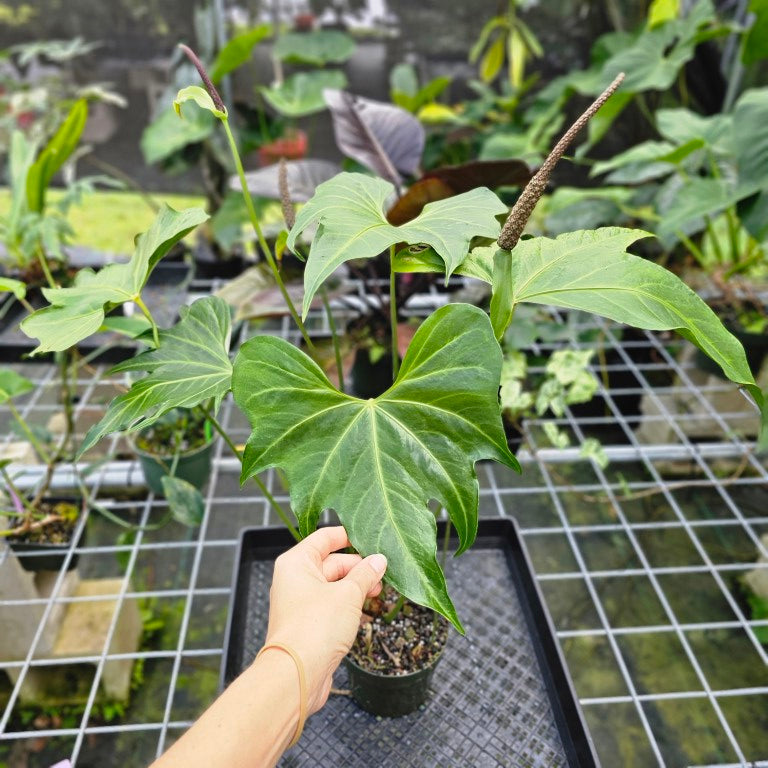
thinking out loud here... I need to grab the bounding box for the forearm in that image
[150,653,300,768]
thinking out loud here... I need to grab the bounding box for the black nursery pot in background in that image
[7,498,85,572]
[350,347,398,399]
[132,436,215,496]
[192,240,246,280]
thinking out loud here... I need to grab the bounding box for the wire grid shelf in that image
[1,282,767,767]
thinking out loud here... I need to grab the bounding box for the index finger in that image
[296,526,351,560]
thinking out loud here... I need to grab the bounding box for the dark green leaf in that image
[26,99,88,213]
[733,87,768,194]
[288,173,507,317]
[393,244,495,283]
[656,108,732,152]
[591,140,678,178]
[78,297,232,456]
[743,0,768,64]
[490,249,514,341]
[599,0,722,92]
[233,303,519,631]
[161,475,205,526]
[210,24,270,83]
[655,177,738,245]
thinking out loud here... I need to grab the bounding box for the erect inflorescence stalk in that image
[177,44,317,354]
[278,158,296,230]
[497,72,625,252]
[178,43,226,113]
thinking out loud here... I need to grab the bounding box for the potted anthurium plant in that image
[20,56,768,719]
[0,100,98,568]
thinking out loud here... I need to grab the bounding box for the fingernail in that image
[368,553,387,576]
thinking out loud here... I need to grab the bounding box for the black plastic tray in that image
[0,263,191,363]
[222,518,600,767]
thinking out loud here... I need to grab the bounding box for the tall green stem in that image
[677,230,707,268]
[725,207,742,266]
[704,215,725,266]
[382,593,406,624]
[8,400,51,465]
[389,245,399,382]
[135,295,160,348]
[201,406,300,541]
[222,118,315,355]
[36,248,57,290]
[1,465,37,521]
[321,287,345,393]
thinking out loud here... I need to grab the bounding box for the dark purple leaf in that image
[423,159,532,193]
[387,177,454,225]
[324,89,425,187]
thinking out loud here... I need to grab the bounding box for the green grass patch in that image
[0,189,206,255]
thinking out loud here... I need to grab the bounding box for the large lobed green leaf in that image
[494,229,768,443]
[394,229,768,445]
[21,205,208,354]
[232,303,519,631]
[599,0,723,93]
[78,297,232,456]
[288,172,507,318]
[210,24,271,83]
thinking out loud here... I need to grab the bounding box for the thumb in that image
[343,553,387,602]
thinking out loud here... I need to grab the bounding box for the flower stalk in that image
[498,72,625,251]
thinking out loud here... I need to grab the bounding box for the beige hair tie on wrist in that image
[256,643,307,748]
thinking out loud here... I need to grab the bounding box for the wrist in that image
[252,643,307,748]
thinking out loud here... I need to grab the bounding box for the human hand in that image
[260,526,387,714]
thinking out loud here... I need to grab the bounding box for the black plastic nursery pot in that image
[222,519,599,766]
[350,347,399,399]
[343,649,444,718]
[7,498,85,572]
[192,241,246,280]
[132,436,215,496]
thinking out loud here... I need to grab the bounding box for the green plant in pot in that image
[56,60,768,723]
[589,85,768,376]
[17,200,219,527]
[0,368,84,571]
[0,100,111,569]
[130,407,215,497]
[534,1,768,378]
[0,99,90,286]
